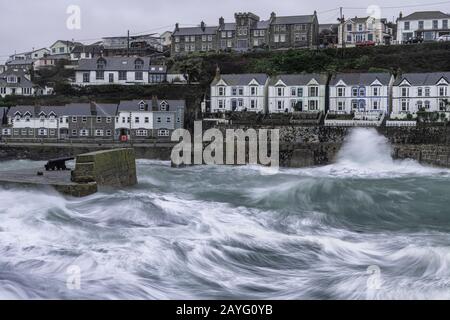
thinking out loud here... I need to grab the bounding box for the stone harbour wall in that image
[71,148,138,187]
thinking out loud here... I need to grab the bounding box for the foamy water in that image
[1,128,450,299]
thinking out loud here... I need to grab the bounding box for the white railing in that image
[385,120,417,127]
[325,112,385,127]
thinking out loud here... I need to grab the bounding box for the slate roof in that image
[5,59,35,66]
[173,26,218,36]
[256,20,270,29]
[272,14,315,25]
[71,44,103,54]
[348,16,370,24]
[394,72,450,86]
[50,40,83,48]
[0,70,34,88]
[329,73,392,86]
[220,23,236,31]
[76,57,164,71]
[211,74,269,86]
[269,73,328,86]
[7,103,118,117]
[91,103,118,116]
[399,11,450,21]
[118,99,185,112]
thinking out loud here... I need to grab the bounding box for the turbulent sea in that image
[1,128,450,299]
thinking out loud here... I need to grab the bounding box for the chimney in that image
[215,64,221,80]
[175,23,180,32]
[201,21,206,32]
[90,101,97,116]
[399,12,403,20]
[151,95,158,111]
[219,17,225,28]
[34,103,41,117]
[270,12,276,21]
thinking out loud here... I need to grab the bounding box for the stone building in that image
[172,10,319,55]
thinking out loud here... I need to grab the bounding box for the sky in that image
[1,0,450,63]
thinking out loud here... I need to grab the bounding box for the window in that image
[135,59,144,70]
[157,117,161,123]
[160,102,167,111]
[280,34,286,42]
[28,129,34,136]
[166,117,171,123]
[337,101,345,111]
[425,87,430,97]
[96,117,102,123]
[433,20,439,29]
[347,24,352,31]
[418,21,424,29]
[297,88,303,97]
[250,100,257,109]
[208,35,213,42]
[352,100,358,109]
[359,87,365,97]
[418,87,423,96]
[308,100,318,110]
[106,130,112,136]
[83,73,90,83]
[444,20,448,29]
[218,100,224,109]
[417,100,423,110]
[372,101,379,110]
[404,21,410,30]
[277,101,283,110]
[337,87,345,97]
[440,100,446,111]
[71,117,77,122]
[309,86,318,97]
[119,71,127,81]
[439,86,448,96]
[238,99,244,108]
[232,87,237,96]
[79,129,89,136]
[175,36,180,42]
[277,87,284,96]
[202,35,207,42]
[218,87,225,96]
[425,100,430,109]
[291,88,297,96]
[106,117,112,123]
[21,129,27,136]
[135,71,143,81]
[372,87,379,96]
[136,129,148,137]
[250,86,257,96]
[158,129,170,137]
[13,129,19,136]
[71,129,77,136]
[401,87,409,97]
[50,129,56,136]
[401,99,409,111]
[95,129,104,137]
[82,116,87,123]
[135,117,140,123]
[238,87,244,96]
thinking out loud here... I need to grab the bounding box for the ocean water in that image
[1,128,450,299]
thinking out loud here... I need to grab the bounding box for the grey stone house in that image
[269,12,319,49]
[64,103,117,140]
[172,22,218,55]
[172,11,319,55]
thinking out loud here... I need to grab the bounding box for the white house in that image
[74,57,168,85]
[210,73,269,113]
[116,98,185,138]
[396,11,450,43]
[339,16,392,46]
[268,74,327,113]
[0,69,53,98]
[50,40,82,55]
[329,73,394,114]
[392,72,450,117]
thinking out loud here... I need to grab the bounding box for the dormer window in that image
[139,101,146,110]
[135,59,144,70]
[160,101,167,111]
[7,76,17,83]
[97,58,106,69]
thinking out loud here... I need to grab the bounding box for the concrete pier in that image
[0,148,137,197]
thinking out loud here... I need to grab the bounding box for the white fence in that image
[325,112,385,127]
[385,120,417,127]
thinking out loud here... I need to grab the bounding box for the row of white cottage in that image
[210,72,450,117]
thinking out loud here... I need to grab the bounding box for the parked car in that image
[356,41,376,47]
[437,35,450,42]
[406,36,423,44]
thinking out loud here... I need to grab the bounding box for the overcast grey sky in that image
[1,0,450,62]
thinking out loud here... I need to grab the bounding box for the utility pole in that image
[339,7,345,49]
[127,30,130,57]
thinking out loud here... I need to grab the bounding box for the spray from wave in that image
[1,128,450,299]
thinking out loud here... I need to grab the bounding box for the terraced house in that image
[392,72,450,117]
[172,10,319,55]
[210,73,269,113]
[268,74,328,113]
[116,98,185,139]
[328,73,394,114]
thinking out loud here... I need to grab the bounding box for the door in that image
[109,73,114,83]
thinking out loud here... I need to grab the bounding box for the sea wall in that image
[71,148,138,187]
